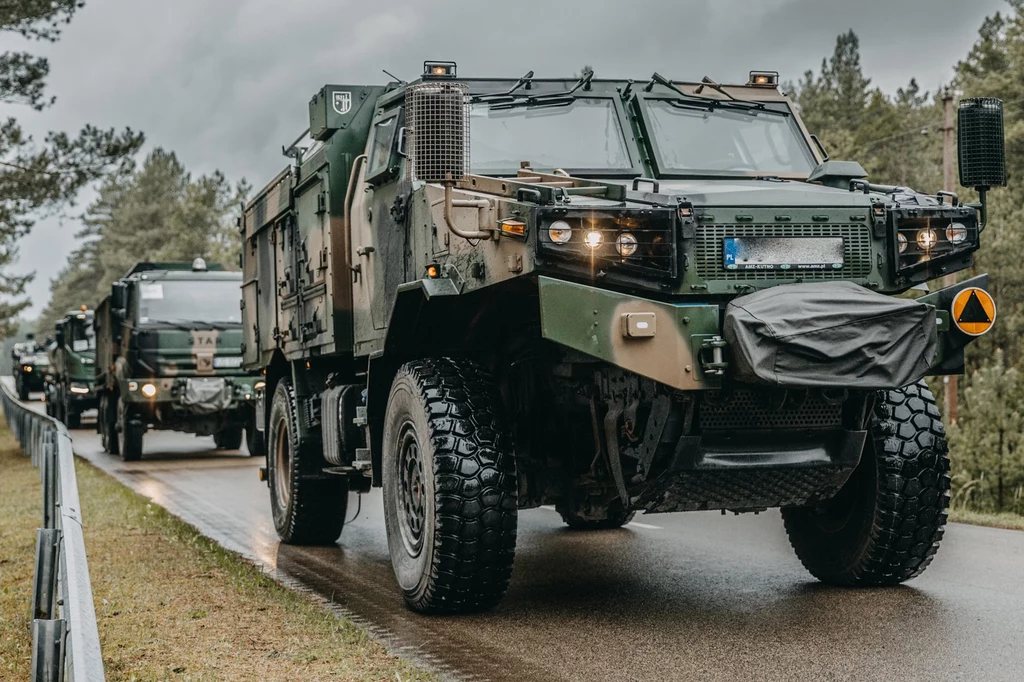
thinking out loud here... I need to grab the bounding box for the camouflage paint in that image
[538,276,720,390]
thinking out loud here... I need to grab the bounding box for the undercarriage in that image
[514,357,872,521]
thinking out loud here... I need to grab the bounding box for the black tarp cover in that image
[723,281,938,389]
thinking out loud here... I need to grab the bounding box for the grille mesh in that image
[405,81,470,183]
[695,224,872,281]
[700,389,843,431]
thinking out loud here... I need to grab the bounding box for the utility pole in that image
[942,87,959,425]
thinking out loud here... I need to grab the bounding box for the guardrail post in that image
[41,435,56,530]
[30,618,66,682]
[33,528,60,620]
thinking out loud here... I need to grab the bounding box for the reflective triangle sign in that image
[952,287,996,336]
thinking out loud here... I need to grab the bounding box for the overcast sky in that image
[5,0,1009,318]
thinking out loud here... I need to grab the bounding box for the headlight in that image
[70,384,90,395]
[254,380,266,391]
[916,229,937,250]
[583,230,602,249]
[616,233,639,257]
[897,233,907,254]
[547,220,573,244]
[946,223,968,244]
[141,383,157,398]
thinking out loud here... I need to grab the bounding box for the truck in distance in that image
[12,333,49,400]
[242,62,1004,613]
[93,259,263,461]
[45,306,97,429]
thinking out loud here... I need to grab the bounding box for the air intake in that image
[958,97,1006,189]
[404,80,470,183]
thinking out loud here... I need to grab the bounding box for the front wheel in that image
[213,427,244,450]
[267,380,347,544]
[100,394,119,455]
[117,397,144,462]
[782,381,950,586]
[382,358,518,614]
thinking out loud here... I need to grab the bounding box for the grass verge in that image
[949,508,1024,531]
[0,422,435,681]
[0,424,39,680]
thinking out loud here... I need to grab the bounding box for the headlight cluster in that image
[894,212,979,276]
[539,210,677,278]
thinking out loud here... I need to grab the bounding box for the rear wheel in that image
[117,397,144,462]
[382,358,518,614]
[213,427,244,450]
[100,394,119,455]
[17,377,28,401]
[782,381,950,586]
[559,499,635,530]
[267,379,347,544]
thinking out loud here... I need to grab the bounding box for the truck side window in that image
[365,114,399,181]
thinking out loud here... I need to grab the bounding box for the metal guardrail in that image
[1,382,105,682]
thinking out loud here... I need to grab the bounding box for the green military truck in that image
[11,333,49,400]
[242,62,1004,613]
[94,260,263,461]
[44,307,98,428]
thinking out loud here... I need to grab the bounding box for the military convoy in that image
[91,260,262,461]
[43,307,97,429]
[11,333,49,400]
[239,62,1006,613]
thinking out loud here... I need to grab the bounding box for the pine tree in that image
[0,0,144,336]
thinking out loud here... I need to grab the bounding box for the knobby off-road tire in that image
[267,380,347,545]
[382,358,518,614]
[560,500,636,530]
[213,427,244,450]
[245,415,266,458]
[100,395,119,455]
[782,381,950,586]
[117,397,144,462]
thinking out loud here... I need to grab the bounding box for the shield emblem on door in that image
[332,91,352,115]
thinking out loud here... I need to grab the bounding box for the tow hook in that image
[700,336,728,376]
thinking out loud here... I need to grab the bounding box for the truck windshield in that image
[137,279,241,325]
[470,98,633,172]
[644,100,816,175]
[69,320,95,353]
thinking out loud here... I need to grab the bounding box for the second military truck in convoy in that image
[45,307,97,429]
[243,62,1005,613]
[94,260,263,461]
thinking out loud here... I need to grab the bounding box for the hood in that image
[133,325,244,377]
[66,350,95,381]
[649,178,877,208]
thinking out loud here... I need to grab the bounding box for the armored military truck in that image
[44,307,97,429]
[243,62,1004,613]
[12,333,49,400]
[94,260,263,461]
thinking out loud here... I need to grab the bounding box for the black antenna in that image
[383,69,406,84]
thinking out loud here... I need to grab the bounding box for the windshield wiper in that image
[643,72,788,117]
[473,68,595,111]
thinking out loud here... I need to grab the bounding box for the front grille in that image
[695,224,872,281]
[699,389,843,431]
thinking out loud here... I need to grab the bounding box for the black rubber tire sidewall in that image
[382,373,437,604]
[117,397,143,462]
[267,380,347,545]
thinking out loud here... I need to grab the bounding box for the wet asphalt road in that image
[23,395,1024,681]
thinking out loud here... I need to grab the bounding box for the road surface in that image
[21,395,1024,681]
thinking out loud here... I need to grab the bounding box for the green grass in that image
[949,508,1024,531]
[0,421,436,681]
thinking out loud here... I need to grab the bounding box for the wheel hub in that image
[397,423,426,557]
[273,420,292,509]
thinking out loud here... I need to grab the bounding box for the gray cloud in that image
[4,0,1007,318]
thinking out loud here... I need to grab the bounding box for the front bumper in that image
[121,375,259,411]
[538,274,989,390]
